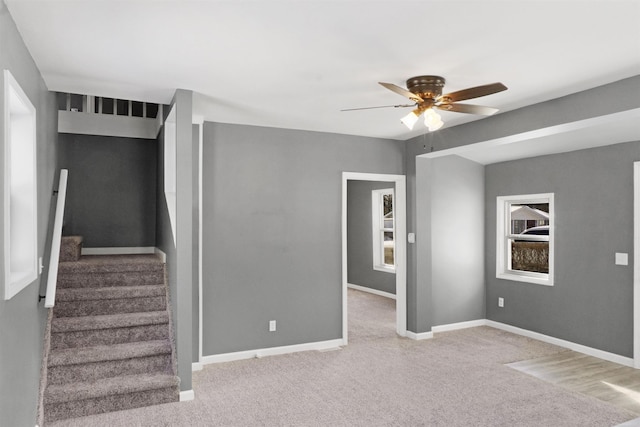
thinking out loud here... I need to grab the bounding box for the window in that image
[4,70,38,299]
[496,193,554,286]
[372,188,395,273]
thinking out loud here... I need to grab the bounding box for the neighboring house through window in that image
[496,193,554,286]
[372,188,395,273]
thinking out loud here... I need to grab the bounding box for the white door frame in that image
[341,172,407,344]
[633,162,640,368]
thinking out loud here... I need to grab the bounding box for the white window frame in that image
[372,188,395,273]
[3,69,38,300]
[496,193,554,286]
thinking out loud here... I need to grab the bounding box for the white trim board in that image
[485,320,633,367]
[431,319,487,333]
[81,247,156,255]
[347,283,396,300]
[634,161,640,369]
[407,318,633,367]
[192,362,203,372]
[179,390,195,402]
[201,339,345,365]
[405,331,433,341]
[342,172,407,344]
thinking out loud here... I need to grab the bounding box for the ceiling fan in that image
[343,76,507,131]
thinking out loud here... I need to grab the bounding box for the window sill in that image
[497,271,553,286]
[374,265,396,274]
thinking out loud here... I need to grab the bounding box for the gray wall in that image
[202,122,405,355]
[347,180,396,294]
[58,134,157,247]
[0,2,59,425]
[416,155,485,328]
[486,141,639,357]
[155,91,193,391]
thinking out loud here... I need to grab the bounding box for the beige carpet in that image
[49,288,637,426]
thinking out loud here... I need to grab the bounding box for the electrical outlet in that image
[269,320,276,332]
[498,297,504,308]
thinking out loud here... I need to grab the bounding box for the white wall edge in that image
[197,118,204,367]
[201,339,345,365]
[486,320,634,367]
[347,283,396,300]
[432,319,487,333]
[405,330,433,340]
[634,161,640,369]
[179,390,195,402]
[81,247,156,255]
[192,362,203,371]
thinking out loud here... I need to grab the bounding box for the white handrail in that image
[45,169,68,308]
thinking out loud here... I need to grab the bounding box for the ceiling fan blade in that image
[341,104,415,112]
[379,82,423,103]
[438,82,507,103]
[436,103,499,115]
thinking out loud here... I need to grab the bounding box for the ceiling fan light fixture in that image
[400,110,420,130]
[424,108,444,131]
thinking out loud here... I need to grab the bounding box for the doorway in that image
[341,172,407,344]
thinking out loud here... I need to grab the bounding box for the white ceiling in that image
[5,0,640,141]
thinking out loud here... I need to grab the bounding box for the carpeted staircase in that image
[41,236,180,424]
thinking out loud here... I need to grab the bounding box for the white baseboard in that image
[154,247,167,263]
[405,330,433,340]
[192,362,203,371]
[201,339,345,365]
[410,318,634,368]
[486,320,634,367]
[179,390,195,401]
[432,319,487,333]
[347,283,396,300]
[81,246,156,255]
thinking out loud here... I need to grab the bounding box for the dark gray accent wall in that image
[347,180,396,294]
[202,122,405,355]
[486,141,639,357]
[0,3,59,425]
[155,91,193,391]
[416,155,485,328]
[58,134,157,247]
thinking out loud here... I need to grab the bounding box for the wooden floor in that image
[508,351,640,416]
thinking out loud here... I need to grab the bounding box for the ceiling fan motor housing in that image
[406,75,446,100]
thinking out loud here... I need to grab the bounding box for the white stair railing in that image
[45,169,68,308]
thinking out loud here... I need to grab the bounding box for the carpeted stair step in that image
[40,248,179,424]
[50,311,170,350]
[57,254,165,289]
[43,373,180,422]
[53,285,166,317]
[47,341,173,385]
[59,236,83,262]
